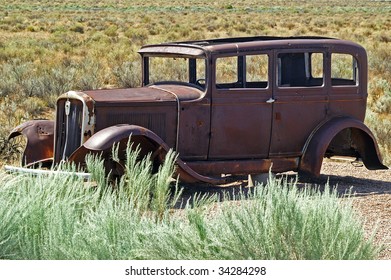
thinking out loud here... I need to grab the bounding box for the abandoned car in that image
[7,36,388,183]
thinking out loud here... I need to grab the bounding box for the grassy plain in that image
[0,0,389,260]
[0,0,390,164]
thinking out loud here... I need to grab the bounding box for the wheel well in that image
[325,128,360,158]
[299,118,387,177]
[111,135,166,173]
[326,127,385,169]
[113,135,161,161]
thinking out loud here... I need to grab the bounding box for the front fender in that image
[69,124,166,163]
[8,120,54,166]
[69,124,227,184]
[299,116,388,177]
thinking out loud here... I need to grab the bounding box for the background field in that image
[0,0,390,164]
[0,0,390,261]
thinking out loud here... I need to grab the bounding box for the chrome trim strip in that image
[4,165,91,180]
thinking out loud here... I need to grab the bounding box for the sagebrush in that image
[0,148,379,260]
[0,0,390,164]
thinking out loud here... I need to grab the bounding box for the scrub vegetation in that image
[0,0,390,164]
[0,146,378,260]
[0,0,388,260]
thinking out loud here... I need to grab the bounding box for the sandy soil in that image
[320,159,391,260]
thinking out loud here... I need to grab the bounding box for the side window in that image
[216,56,238,86]
[149,57,188,83]
[246,54,268,88]
[278,52,324,87]
[331,53,358,86]
[147,56,207,89]
[215,54,269,89]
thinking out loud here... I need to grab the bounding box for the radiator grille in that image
[54,99,83,162]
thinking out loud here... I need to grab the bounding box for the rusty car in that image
[6,36,388,184]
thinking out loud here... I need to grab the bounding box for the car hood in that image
[83,84,204,104]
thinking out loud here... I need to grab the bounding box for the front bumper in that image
[4,165,91,180]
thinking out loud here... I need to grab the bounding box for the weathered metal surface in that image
[208,87,273,159]
[187,157,299,176]
[7,36,388,184]
[54,91,95,163]
[177,99,210,160]
[8,120,54,166]
[84,85,202,103]
[270,91,329,157]
[138,45,206,57]
[299,116,387,177]
[68,124,227,184]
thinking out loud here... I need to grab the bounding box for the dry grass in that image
[0,0,390,163]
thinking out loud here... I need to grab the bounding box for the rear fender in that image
[69,124,227,184]
[299,117,388,177]
[8,120,54,166]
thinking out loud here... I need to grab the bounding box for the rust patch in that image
[8,120,54,166]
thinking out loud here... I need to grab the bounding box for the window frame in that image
[214,52,270,92]
[142,54,208,91]
[276,50,326,89]
[330,52,359,88]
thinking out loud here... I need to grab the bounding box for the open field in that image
[0,0,390,260]
[0,0,390,165]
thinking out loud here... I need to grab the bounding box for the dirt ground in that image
[321,159,391,260]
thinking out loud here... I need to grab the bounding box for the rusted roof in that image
[174,35,334,46]
[138,45,206,57]
[139,36,365,56]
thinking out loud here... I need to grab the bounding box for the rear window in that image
[331,53,358,86]
[277,52,324,87]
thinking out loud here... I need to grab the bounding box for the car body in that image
[8,36,388,183]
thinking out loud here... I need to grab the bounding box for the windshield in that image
[145,56,207,90]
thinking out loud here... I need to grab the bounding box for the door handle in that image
[266,98,275,104]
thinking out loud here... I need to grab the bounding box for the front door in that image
[208,53,273,159]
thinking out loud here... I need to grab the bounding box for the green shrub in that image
[70,24,84,34]
[104,25,118,38]
[0,0,386,260]
[366,78,391,164]
[112,61,141,88]
[0,150,378,260]
[371,79,391,114]
[143,176,378,260]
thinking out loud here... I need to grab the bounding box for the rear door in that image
[208,52,273,159]
[269,49,329,157]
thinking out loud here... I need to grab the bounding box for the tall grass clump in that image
[112,61,141,88]
[366,78,391,165]
[0,145,181,259]
[143,176,378,260]
[0,150,378,260]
